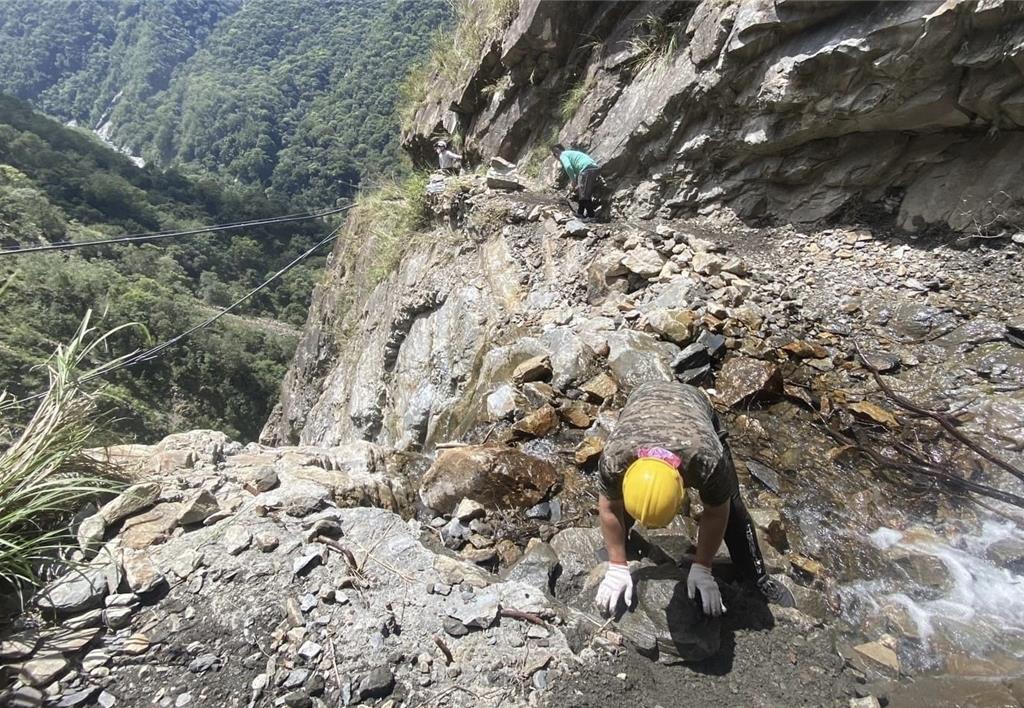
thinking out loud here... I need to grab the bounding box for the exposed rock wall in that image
[262,191,610,450]
[404,0,1024,232]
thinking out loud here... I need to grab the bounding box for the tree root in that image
[854,338,1024,485]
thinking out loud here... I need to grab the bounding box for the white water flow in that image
[839,520,1024,672]
[90,90,146,168]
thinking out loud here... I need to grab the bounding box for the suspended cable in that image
[15,206,353,404]
[0,204,351,256]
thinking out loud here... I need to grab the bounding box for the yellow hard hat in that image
[622,456,685,528]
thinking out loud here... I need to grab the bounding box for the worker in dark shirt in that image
[551,144,602,219]
[595,381,795,617]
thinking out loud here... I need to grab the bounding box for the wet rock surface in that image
[714,357,782,408]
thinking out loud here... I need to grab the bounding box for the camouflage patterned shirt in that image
[599,381,735,506]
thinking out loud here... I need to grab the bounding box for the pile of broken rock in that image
[0,428,741,708]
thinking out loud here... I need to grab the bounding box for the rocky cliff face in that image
[263,189,611,450]
[405,0,1024,233]
[269,0,1024,453]
[258,159,1024,685]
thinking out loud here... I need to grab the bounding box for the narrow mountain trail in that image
[7,175,1020,707]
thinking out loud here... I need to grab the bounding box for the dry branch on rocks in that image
[855,339,1024,486]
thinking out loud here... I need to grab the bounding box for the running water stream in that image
[838,519,1024,676]
[745,391,1024,681]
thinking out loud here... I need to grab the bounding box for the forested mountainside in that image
[0,0,448,205]
[0,95,335,442]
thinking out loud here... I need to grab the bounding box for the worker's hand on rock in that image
[687,563,726,617]
[595,562,633,616]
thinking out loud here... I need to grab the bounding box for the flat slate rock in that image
[580,563,720,663]
[35,565,111,616]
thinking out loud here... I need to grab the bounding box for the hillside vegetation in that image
[0,95,333,442]
[399,0,518,136]
[0,0,448,206]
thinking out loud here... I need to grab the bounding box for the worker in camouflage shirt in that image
[594,381,795,617]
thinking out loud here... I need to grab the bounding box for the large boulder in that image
[598,563,721,663]
[552,525,722,664]
[419,445,560,514]
[549,526,605,597]
[539,327,599,390]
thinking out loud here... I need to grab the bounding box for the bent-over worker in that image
[595,381,795,617]
[551,144,601,219]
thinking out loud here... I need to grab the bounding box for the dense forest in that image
[0,94,336,442]
[0,0,448,205]
[0,1,449,441]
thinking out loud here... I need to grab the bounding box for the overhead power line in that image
[0,204,351,256]
[16,205,354,404]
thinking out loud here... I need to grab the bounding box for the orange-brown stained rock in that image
[512,405,560,439]
[419,445,559,514]
[574,437,605,466]
[848,400,899,428]
[715,357,783,408]
[580,372,618,403]
[780,340,828,359]
[512,355,552,384]
[559,401,598,428]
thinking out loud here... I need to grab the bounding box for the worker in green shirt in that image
[551,144,602,220]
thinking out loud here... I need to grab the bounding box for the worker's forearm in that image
[598,494,628,565]
[695,501,729,567]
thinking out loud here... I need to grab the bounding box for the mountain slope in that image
[0,94,335,442]
[0,0,448,205]
[0,0,239,127]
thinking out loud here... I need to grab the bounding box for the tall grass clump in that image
[559,75,594,123]
[627,13,683,71]
[434,0,518,84]
[397,59,431,130]
[0,312,127,590]
[348,174,432,283]
[522,129,559,179]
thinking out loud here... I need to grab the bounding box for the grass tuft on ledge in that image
[0,311,127,593]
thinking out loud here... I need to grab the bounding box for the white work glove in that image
[687,563,726,617]
[595,563,633,616]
